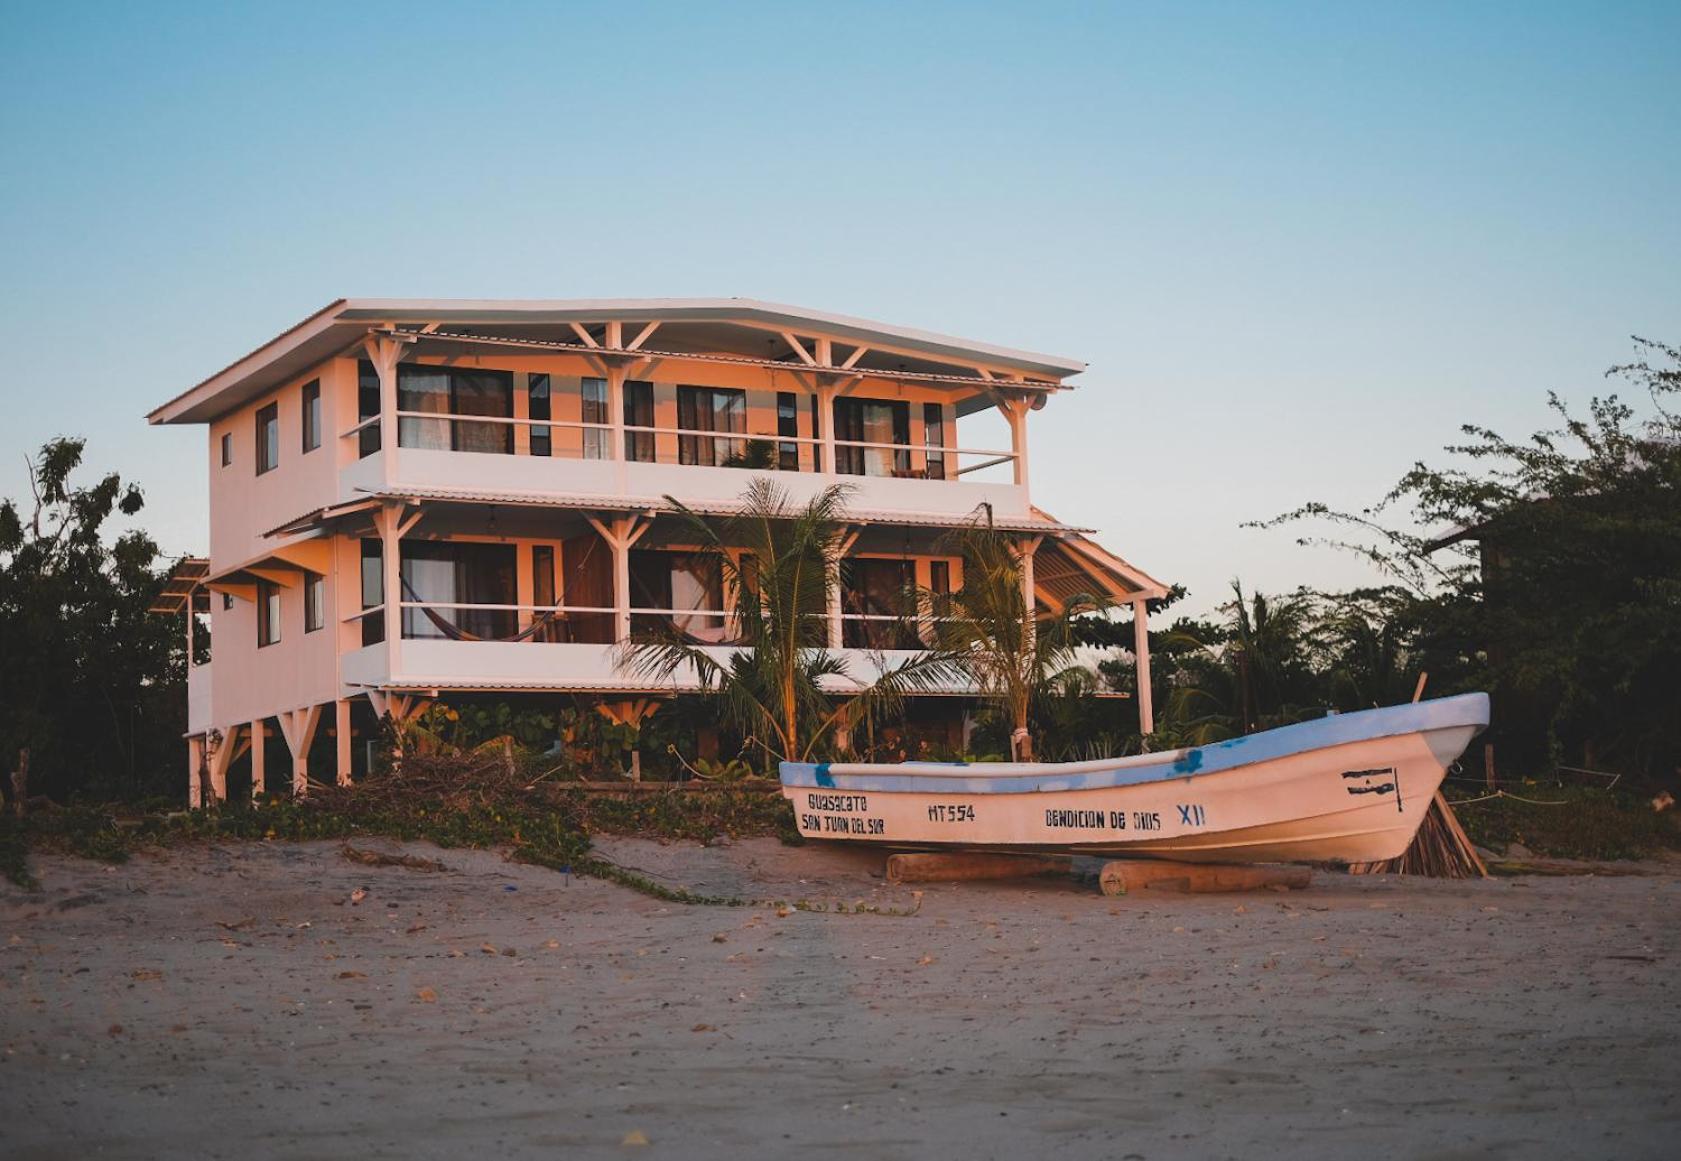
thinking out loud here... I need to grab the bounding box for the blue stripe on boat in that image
[779,693,1489,795]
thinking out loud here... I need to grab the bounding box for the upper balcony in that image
[341,417,1030,521]
[337,365,1038,522]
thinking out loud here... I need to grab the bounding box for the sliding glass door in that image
[677,386,746,466]
[397,365,514,454]
[400,542,518,640]
[835,398,910,476]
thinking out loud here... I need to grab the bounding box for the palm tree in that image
[616,479,943,768]
[920,517,1106,761]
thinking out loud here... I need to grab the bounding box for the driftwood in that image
[1347,791,1488,878]
[1100,861,1311,895]
[885,851,1070,884]
[339,845,449,872]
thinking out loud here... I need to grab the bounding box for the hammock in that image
[399,576,564,643]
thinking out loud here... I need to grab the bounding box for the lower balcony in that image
[339,637,970,698]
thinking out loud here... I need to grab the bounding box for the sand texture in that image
[2,837,1676,1160]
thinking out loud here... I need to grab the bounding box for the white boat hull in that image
[780,694,1489,864]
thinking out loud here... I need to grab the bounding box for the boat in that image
[779,693,1489,864]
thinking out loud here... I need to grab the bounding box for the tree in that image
[616,480,943,768]
[920,517,1105,761]
[0,438,183,802]
[1258,337,1681,783]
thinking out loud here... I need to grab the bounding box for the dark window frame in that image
[624,380,655,462]
[360,539,385,646]
[357,360,382,458]
[220,432,232,467]
[528,373,552,457]
[255,402,280,475]
[676,385,746,466]
[257,579,281,647]
[777,391,800,471]
[301,380,322,453]
[923,402,946,480]
[303,570,325,633]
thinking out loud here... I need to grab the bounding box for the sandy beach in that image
[1,837,1676,1160]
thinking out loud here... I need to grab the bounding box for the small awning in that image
[146,557,211,615]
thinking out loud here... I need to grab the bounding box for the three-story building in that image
[147,299,1167,803]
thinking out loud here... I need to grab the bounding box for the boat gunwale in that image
[780,692,1489,795]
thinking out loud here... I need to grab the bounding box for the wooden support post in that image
[586,514,651,643]
[250,719,266,799]
[336,698,353,787]
[994,392,1033,491]
[886,851,1071,884]
[187,735,205,809]
[817,382,838,475]
[283,705,323,796]
[827,527,860,650]
[206,725,240,803]
[1132,597,1154,738]
[375,502,405,678]
[1099,861,1311,895]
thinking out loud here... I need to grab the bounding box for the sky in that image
[2,0,1677,616]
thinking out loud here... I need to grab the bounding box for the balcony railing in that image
[344,412,1016,480]
[347,600,936,649]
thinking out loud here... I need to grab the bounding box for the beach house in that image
[146,299,1167,802]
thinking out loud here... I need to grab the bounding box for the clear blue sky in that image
[3,1,1677,614]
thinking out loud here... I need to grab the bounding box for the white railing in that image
[344,409,1017,480]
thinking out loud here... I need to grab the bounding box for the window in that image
[842,558,919,649]
[357,360,381,457]
[401,542,518,640]
[222,591,234,611]
[301,380,322,453]
[255,402,279,475]
[810,394,823,469]
[360,540,384,646]
[929,559,951,594]
[777,392,800,471]
[676,386,746,466]
[257,580,281,647]
[834,398,910,477]
[923,402,946,480]
[624,380,654,462]
[630,550,727,642]
[397,365,514,454]
[304,571,325,633]
[528,374,551,457]
[220,432,232,467]
[531,545,560,642]
[581,377,609,460]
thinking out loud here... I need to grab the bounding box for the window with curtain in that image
[676,386,745,466]
[923,402,946,480]
[834,398,910,477]
[357,361,382,457]
[304,571,325,633]
[630,550,727,642]
[528,374,552,457]
[361,540,384,646]
[302,380,322,453]
[531,544,561,642]
[842,558,919,649]
[777,392,800,470]
[255,403,279,475]
[624,380,654,462]
[400,542,517,640]
[397,365,514,454]
[581,377,609,460]
[257,579,281,647]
